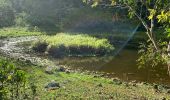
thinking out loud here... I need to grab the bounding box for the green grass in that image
[0,27,43,38]
[33,33,114,57]
[43,33,113,49]
[1,57,170,100]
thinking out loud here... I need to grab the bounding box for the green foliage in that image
[0,58,27,99]
[157,10,170,23]
[84,0,170,69]
[157,10,170,38]
[33,33,114,57]
[84,0,169,24]
[166,28,170,38]
[137,41,168,68]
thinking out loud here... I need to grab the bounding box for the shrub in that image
[0,58,39,99]
[0,59,27,99]
[32,41,48,53]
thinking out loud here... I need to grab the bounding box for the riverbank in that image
[1,36,170,85]
[0,37,170,99]
[1,56,170,100]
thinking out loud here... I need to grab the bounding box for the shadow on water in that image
[52,49,170,85]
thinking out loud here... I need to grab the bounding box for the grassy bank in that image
[32,33,114,57]
[0,27,43,38]
[1,57,170,100]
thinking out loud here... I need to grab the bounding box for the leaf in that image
[7,75,12,80]
[111,1,116,5]
[148,9,156,20]
[157,10,170,23]
[92,2,98,7]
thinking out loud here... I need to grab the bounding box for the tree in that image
[83,0,170,69]
[83,0,170,51]
[0,0,15,27]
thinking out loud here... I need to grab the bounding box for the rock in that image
[112,78,122,85]
[0,43,4,47]
[58,67,66,72]
[45,67,54,74]
[45,81,60,90]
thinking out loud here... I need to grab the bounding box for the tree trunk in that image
[167,41,170,75]
[149,17,159,51]
[168,41,170,56]
[146,30,159,51]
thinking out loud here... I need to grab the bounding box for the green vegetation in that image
[0,58,29,100]
[0,27,43,38]
[0,57,170,99]
[0,0,169,99]
[0,0,115,33]
[33,33,114,57]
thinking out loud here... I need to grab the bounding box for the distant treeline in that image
[0,0,129,33]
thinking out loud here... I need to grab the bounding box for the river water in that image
[53,49,170,85]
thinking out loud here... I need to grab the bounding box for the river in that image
[0,36,170,85]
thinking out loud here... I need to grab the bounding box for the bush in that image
[32,41,48,53]
[0,58,39,100]
[0,59,27,99]
[33,33,114,57]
